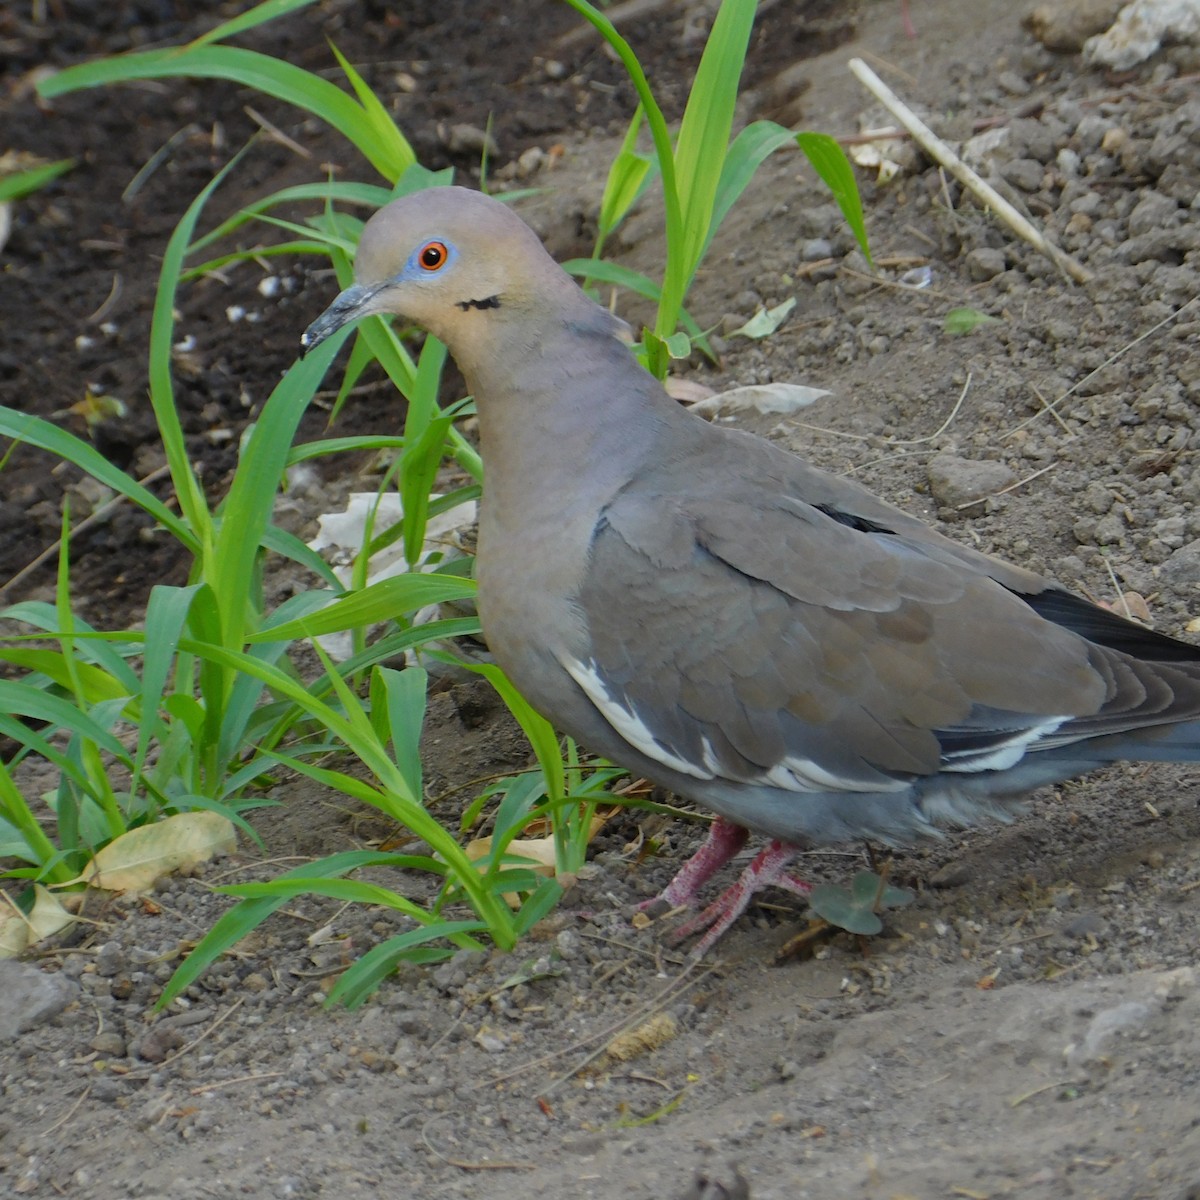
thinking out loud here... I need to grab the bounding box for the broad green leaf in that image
[731,297,796,339]
[944,307,1001,335]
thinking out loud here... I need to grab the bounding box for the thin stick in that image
[890,372,972,446]
[190,1071,282,1095]
[125,998,246,1080]
[40,1085,93,1138]
[954,461,1058,510]
[1100,555,1134,620]
[1,464,173,596]
[1003,296,1198,439]
[847,58,1092,284]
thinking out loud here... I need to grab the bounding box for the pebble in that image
[1000,158,1045,193]
[996,69,1031,96]
[964,247,1006,280]
[95,941,127,977]
[928,454,1017,509]
[1157,538,1200,586]
[0,961,79,1040]
[1060,912,1110,940]
[90,1031,128,1057]
[1127,191,1179,239]
[929,861,973,889]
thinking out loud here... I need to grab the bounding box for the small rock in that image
[0,961,79,1040]
[516,147,546,178]
[1158,537,1200,587]
[90,1031,127,1057]
[965,247,1006,280]
[95,942,126,978]
[1000,158,1045,193]
[1024,0,1124,52]
[929,861,972,889]
[1127,191,1179,239]
[444,124,499,158]
[1094,513,1126,545]
[928,454,1017,508]
[1060,912,1109,939]
[996,69,1031,96]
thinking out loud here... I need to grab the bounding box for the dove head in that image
[301,186,588,361]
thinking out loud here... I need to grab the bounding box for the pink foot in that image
[638,817,749,914]
[668,839,811,957]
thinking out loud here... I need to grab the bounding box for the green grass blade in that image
[209,342,339,648]
[376,668,428,802]
[326,923,484,1007]
[672,0,757,277]
[0,159,75,202]
[38,47,404,180]
[188,180,396,254]
[0,681,132,764]
[187,0,317,48]
[149,152,256,554]
[0,758,76,882]
[704,120,798,259]
[0,645,128,701]
[0,409,197,551]
[157,849,402,1005]
[249,573,476,642]
[329,43,416,179]
[795,131,873,266]
[464,661,565,803]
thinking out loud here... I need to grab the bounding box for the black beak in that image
[299,282,384,358]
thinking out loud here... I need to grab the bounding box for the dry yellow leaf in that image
[0,906,29,958]
[77,812,237,893]
[0,885,74,958]
[465,814,610,905]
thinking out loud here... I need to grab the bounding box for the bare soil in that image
[3,2,1200,1198]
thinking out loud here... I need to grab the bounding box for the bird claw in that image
[660,839,811,956]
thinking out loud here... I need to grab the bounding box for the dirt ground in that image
[3,0,1200,1197]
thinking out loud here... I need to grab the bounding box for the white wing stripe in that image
[560,657,715,781]
[561,657,909,794]
[940,717,1068,773]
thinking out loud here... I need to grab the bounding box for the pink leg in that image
[901,0,917,38]
[669,839,811,957]
[639,817,749,913]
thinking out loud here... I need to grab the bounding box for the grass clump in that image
[3,0,872,999]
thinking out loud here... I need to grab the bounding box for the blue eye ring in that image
[418,240,449,271]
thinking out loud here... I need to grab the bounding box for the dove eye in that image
[417,241,449,271]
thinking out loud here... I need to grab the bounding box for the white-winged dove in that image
[302,186,1200,954]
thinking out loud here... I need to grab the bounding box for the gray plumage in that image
[302,186,1200,949]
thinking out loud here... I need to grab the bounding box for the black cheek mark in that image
[455,295,501,312]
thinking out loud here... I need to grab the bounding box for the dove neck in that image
[464,308,689,516]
